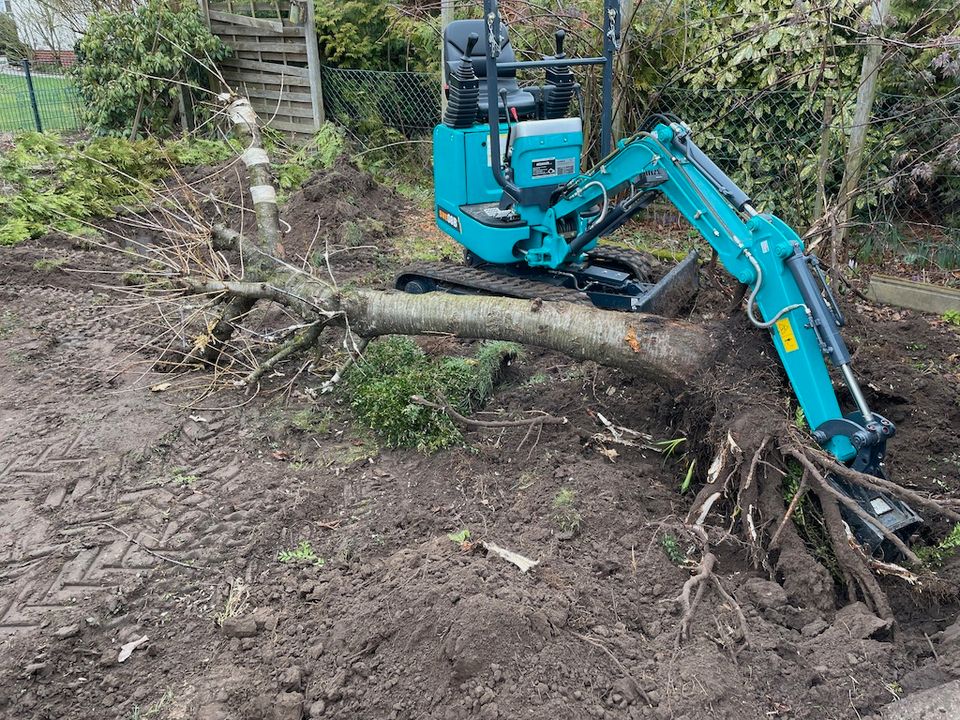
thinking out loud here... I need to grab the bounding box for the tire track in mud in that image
[0,273,258,641]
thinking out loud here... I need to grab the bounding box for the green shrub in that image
[344,337,520,451]
[276,124,347,193]
[72,0,229,135]
[0,133,170,244]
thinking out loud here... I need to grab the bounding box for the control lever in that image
[554,29,566,58]
[465,32,479,58]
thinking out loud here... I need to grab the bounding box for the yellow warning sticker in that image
[776,317,799,353]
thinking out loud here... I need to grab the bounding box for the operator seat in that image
[444,19,537,120]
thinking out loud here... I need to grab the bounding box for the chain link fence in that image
[0,59,83,133]
[321,65,440,139]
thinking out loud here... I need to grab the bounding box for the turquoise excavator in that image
[394,0,921,558]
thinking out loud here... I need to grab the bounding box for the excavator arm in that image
[539,120,921,555]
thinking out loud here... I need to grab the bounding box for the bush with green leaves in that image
[314,1,434,71]
[0,133,241,245]
[0,133,168,245]
[72,0,229,135]
[344,337,521,451]
[274,124,347,193]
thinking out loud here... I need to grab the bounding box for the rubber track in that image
[585,246,655,283]
[396,262,592,305]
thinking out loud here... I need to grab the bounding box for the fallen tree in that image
[129,94,957,634]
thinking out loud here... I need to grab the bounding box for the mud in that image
[0,161,959,720]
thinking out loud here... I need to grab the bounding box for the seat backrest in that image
[444,19,518,83]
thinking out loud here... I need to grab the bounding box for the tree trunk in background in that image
[440,0,454,113]
[612,0,637,141]
[833,0,891,256]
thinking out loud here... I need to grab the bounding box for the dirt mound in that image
[280,162,403,276]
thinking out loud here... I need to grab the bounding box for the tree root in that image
[410,395,567,430]
[674,524,749,649]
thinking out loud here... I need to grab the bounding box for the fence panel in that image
[204,0,324,139]
[0,61,83,133]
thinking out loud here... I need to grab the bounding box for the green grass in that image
[0,72,82,132]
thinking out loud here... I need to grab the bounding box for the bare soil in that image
[1,161,960,720]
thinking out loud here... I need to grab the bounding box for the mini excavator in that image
[394,0,921,558]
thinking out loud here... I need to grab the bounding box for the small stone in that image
[100,649,116,667]
[280,666,302,691]
[480,702,499,720]
[801,619,829,638]
[220,617,258,638]
[24,662,47,676]
[479,688,496,705]
[308,699,326,718]
[611,678,640,705]
[240,638,255,651]
[739,577,788,610]
[574,690,583,700]
[273,692,304,720]
[54,624,80,639]
[846,652,859,665]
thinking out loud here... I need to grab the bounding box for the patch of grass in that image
[916,523,960,567]
[340,217,387,248]
[278,540,325,567]
[944,310,960,326]
[130,689,174,720]
[290,408,333,434]
[170,469,199,488]
[660,533,687,565]
[32,256,67,272]
[448,528,471,543]
[654,437,686,457]
[393,229,460,263]
[344,337,521,451]
[525,371,549,386]
[214,577,250,627]
[0,310,17,338]
[552,488,582,535]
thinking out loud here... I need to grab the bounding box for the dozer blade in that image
[632,249,700,317]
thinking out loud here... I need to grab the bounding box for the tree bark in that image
[832,0,891,255]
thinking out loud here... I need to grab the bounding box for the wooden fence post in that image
[440,0,453,113]
[305,0,326,127]
[832,0,891,256]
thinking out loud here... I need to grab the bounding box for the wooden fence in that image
[201,0,324,138]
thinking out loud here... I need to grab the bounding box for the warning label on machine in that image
[532,158,574,178]
[776,317,799,352]
[532,158,557,178]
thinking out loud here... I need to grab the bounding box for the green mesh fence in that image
[0,61,83,133]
